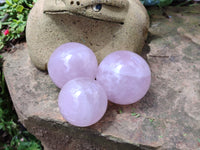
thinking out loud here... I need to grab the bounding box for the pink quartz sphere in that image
[96,51,151,105]
[48,42,98,88]
[58,78,108,127]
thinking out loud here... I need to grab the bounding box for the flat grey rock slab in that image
[3,6,200,150]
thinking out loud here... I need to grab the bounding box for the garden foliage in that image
[0,0,36,50]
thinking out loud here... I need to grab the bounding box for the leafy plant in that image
[0,57,42,150]
[0,0,36,50]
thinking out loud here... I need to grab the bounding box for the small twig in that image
[1,14,9,22]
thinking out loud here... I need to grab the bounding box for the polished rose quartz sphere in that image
[96,51,151,105]
[48,42,98,88]
[58,78,108,127]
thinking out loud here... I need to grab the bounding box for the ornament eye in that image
[92,4,102,12]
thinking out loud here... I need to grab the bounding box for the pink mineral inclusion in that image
[96,50,151,105]
[58,78,108,127]
[48,42,98,88]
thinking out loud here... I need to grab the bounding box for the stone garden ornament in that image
[26,0,149,70]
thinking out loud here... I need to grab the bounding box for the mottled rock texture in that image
[26,0,149,70]
[3,5,200,150]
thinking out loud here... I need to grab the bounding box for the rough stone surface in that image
[26,0,149,70]
[3,5,200,150]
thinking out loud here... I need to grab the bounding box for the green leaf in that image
[28,142,41,150]
[131,113,140,118]
[13,19,18,22]
[0,6,7,10]
[4,145,10,150]
[0,98,3,104]
[10,135,18,146]
[24,0,33,8]
[18,141,31,150]
[16,25,25,33]
[16,5,24,13]
[5,0,12,6]
[149,118,154,123]
[10,23,18,29]
[12,4,17,8]
[17,14,24,20]
[13,0,19,2]
[159,0,173,7]
[0,108,3,118]
[2,22,10,25]
[0,122,4,130]
[131,113,137,116]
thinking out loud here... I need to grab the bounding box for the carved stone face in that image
[26,0,149,70]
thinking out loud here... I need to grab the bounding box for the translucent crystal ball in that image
[96,51,151,105]
[58,78,108,127]
[48,42,98,88]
